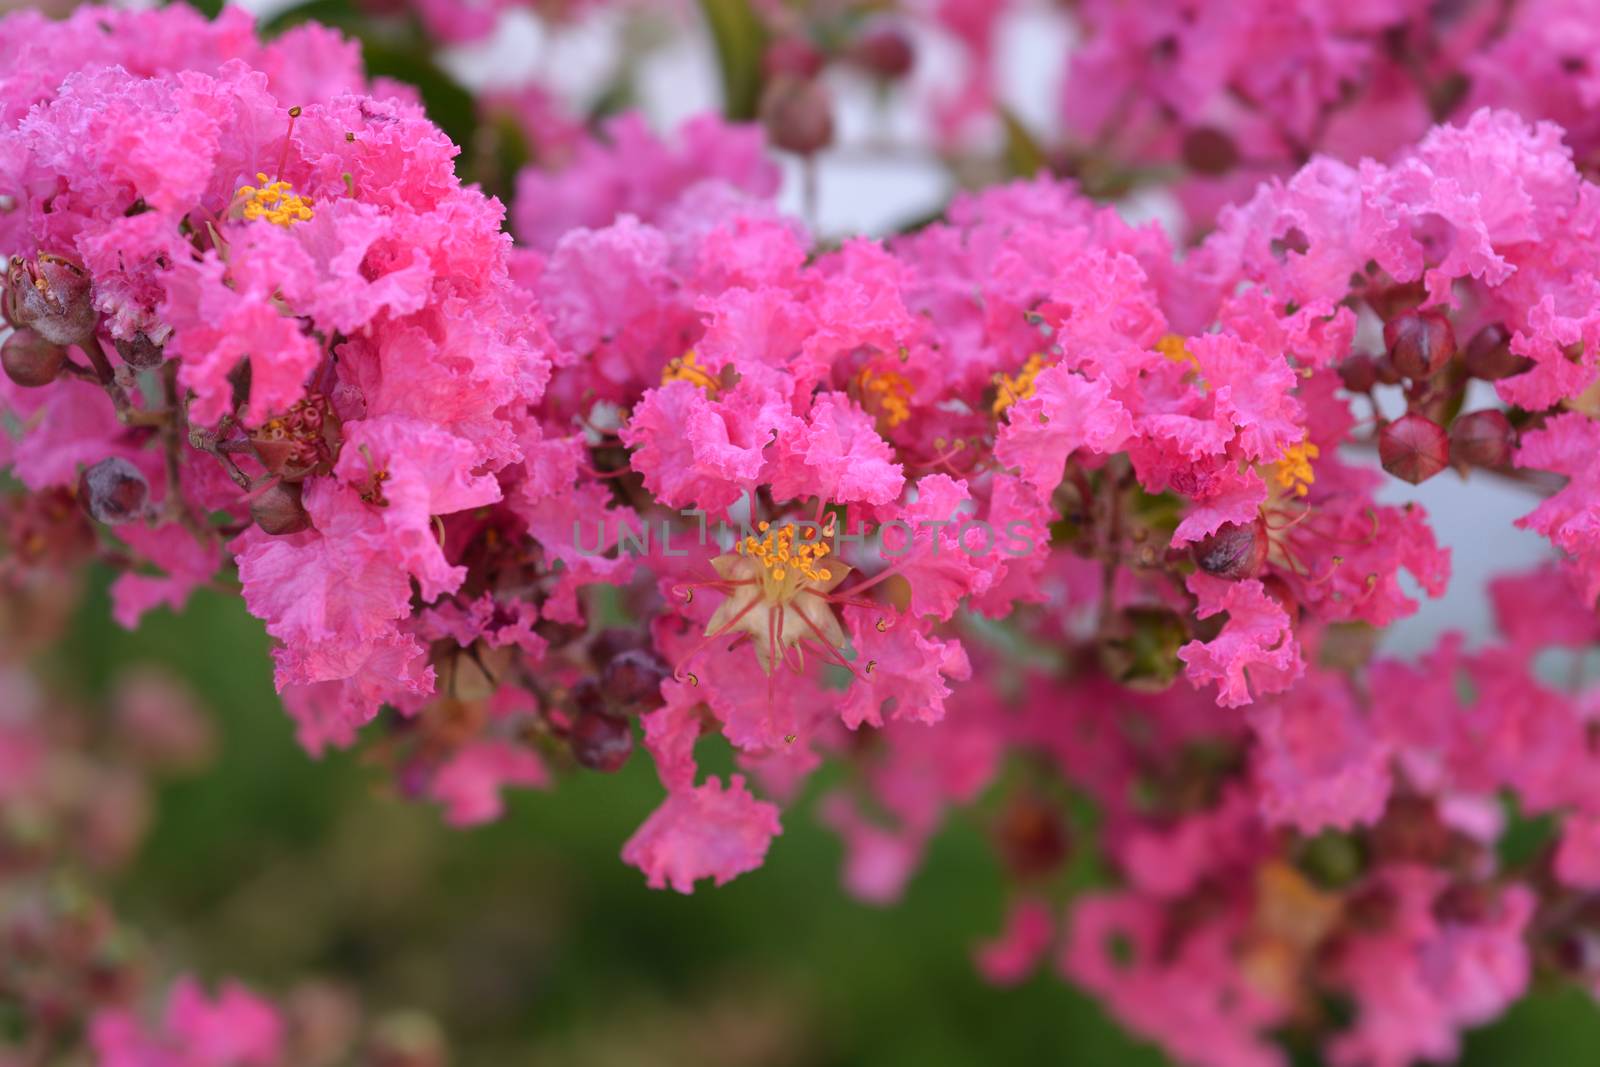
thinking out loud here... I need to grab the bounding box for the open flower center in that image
[993,353,1049,415]
[1272,438,1320,498]
[740,521,834,603]
[691,518,854,676]
[662,350,720,393]
[1156,333,1199,370]
[854,366,912,428]
[235,173,314,227]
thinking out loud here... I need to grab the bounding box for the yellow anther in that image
[742,523,831,585]
[234,173,314,227]
[662,350,720,392]
[1156,333,1200,370]
[855,366,912,428]
[993,353,1048,416]
[1273,437,1320,498]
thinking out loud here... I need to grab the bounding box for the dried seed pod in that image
[78,457,149,526]
[250,480,311,535]
[4,254,97,346]
[113,331,165,369]
[1193,519,1269,580]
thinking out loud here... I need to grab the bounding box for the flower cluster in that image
[11,4,1600,1066]
[1061,0,1600,229]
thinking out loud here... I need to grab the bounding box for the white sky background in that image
[228,0,1555,653]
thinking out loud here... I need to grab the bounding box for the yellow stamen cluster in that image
[1156,333,1200,370]
[856,366,912,428]
[235,173,313,227]
[1273,438,1320,498]
[662,350,720,392]
[739,521,831,585]
[993,353,1048,416]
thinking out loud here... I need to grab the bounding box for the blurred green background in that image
[51,576,1600,1066]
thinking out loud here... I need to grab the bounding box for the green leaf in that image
[698,0,768,121]
[999,107,1048,179]
[169,0,224,18]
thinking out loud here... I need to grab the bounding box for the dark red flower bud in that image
[1383,310,1456,379]
[1192,518,1267,580]
[1368,280,1426,321]
[1461,322,1532,381]
[601,647,670,708]
[1376,356,1404,386]
[760,76,834,157]
[590,627,648,666]
[113,331,165,369]
[1337,353,1380,393]
[4,254,97,347]
[1432,882,1494,925]
[994,792,1070,881]
[2,328,67,387]
[250,480,311,535]
[1180,126,1240,176]
[1369,794,1452,865]
[764,37,826,79]
[850,25,915,80]
[1449,409,1514,469]
[78,457,149,525]
[1379,413,1450,484]
[569,711,633,772]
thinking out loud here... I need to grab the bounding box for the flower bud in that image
[850,25,915,80]
[1379,413,1449,485]
[760,76,834,157]
[1192,518,1267,580]
[994,792,1069,881]
[590,627,648,666]
[1369,794,1452,865]
[569,711,633,772]
[764,37,826,79]
[78,457,149,525]
[1383,310,1456,380]
[1432,882,1494,925]
[1337,353,1380,393]
[601,647,669,708]
[3,254,97,347]
[1372,352,1403,386]
[1180,126,1240,176]
[250,480,311,535]
[2,328,67,387]
[1368,280,1425,322]
[1448,409,1514,469]
[571,677,605,719]
[1462,322,1532,381]
[113,331,165,369]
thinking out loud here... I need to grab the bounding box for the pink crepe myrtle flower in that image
[622,775,782,893]
[90,976,282,1067]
